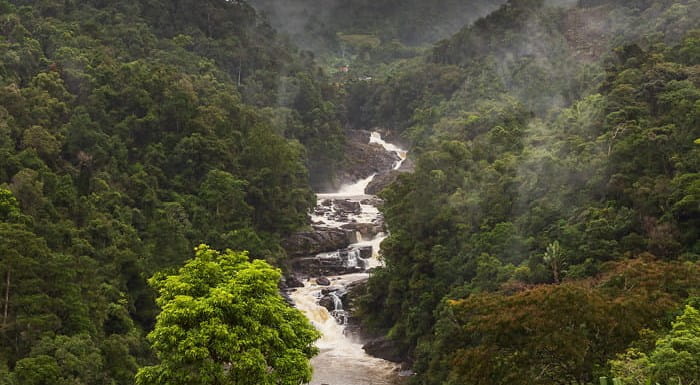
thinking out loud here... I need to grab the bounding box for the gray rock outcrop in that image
[282,228,357,257]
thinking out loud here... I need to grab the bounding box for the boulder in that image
[365,170,400,195]
[282,228,355,257]
[397,156,415,172]
[334,199,362,215]
[341,222,382,239]
[321,287,341,295]
[316,276,331,286]
[363,336,406,363]
[319,295,334,311]
[360,197,383,206]
[290,246,370,276]
[357,245,373,259]
[284,275,305,288]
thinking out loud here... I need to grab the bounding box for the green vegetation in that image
[0,0,341,382]
[610,304,700,385]
[351,0,700,384]
[247,0,504,79]
[1,0,699,384]
[136,245,319,385]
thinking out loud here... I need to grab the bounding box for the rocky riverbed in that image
[282,130,410,385]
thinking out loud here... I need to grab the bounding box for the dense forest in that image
[351,0,700,384]
[1,0,699,384]
[0,0,342,383]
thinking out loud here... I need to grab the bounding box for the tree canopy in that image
[136,245,319,385]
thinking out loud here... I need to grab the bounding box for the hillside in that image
[0,0,698,384]
[248,0,505,55]
[0,0,342,382]
[351,0,700,384]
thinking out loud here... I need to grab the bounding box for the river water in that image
[289,132,406,385]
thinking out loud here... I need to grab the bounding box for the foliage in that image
[136,245,319,385]
[355,1,700,384]
[0,0,342,382]
[611,304,700,385]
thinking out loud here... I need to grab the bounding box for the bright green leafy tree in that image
[135,245,320,385]
[649,305,700,384]
[610,305,700,385]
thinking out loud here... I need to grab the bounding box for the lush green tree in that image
[0,188,20,221]
[610,305,700,385]
[136,245,319,385]
[10,334,104,385]
[649,305,700,384]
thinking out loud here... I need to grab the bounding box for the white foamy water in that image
[291,274,397,385]
[320,173,377,198]
[292,131,407,385]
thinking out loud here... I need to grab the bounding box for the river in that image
[289,132,407,385]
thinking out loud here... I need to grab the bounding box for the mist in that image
[247,0,508,51]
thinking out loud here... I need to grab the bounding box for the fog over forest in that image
[0,1,698,385]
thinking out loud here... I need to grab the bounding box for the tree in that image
[610,305,700,385]
[10,334,104,385]
[0,188,20,222]
[543,240,566,283]
[648,305,700,384]
[135,245,319,385]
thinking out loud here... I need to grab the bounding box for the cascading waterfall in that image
[370,132,407,170]
[290,131,407,385]
[329,292,347,325]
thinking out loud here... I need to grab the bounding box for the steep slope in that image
[351,0,700,384]
[0,0,343,382]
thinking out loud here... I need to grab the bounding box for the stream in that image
[289,132,407,385]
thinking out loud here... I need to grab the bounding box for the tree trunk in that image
[2,269,9,330]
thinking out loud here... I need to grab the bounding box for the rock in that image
[357,246,372,259]
[335,130,402,185]
[285,275,304,288]
[282,228,356,257]
[360,197,383,206]
[316,276,331,286]
[334,199,361,215]
[290,247,367,277]
[365,170,401,195]
[363,336,406,363]
[397,156,415,172]
[321,287,341,295]
[318,295,334,311]
[341,223,382,239]
[344,279,366,295]
[280,290,295,306]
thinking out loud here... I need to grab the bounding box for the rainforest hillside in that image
[1,0,699,384]
[0,0,343,382]
[352,0,700,384]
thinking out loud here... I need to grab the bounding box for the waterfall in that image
[370,132,407,170]
[329,292,348,325]
[345,248,360,268]
[289,131,407,385]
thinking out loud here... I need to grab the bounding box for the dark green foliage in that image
[355,1,700,384]
[0,0,344,382]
